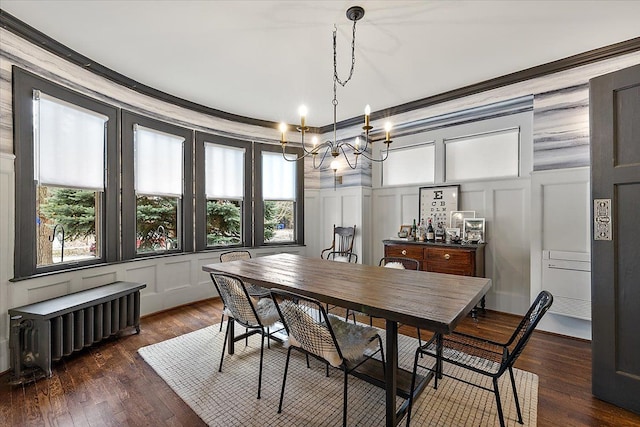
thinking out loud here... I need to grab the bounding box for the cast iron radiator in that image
[8,281,146,384]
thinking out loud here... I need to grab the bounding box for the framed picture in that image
[450,210,476,229]
[463,218,485,243]
[399,225,412,236]
[445,227,460,238]
[419,185,460,227]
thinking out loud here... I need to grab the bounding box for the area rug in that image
[138,323,537,426]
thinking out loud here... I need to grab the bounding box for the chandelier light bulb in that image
[364,104,371,127]
[355,136,360,150]
[299,105,308,128]
[312,136,318,148]
[330,160,339,171]
[384,122,393,141]
[279,122,287,143]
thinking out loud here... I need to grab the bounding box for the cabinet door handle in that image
[401,249,407,256]
[444,253,451,260]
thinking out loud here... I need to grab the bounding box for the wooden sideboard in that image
[383,239,486,312]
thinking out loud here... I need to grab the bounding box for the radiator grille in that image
[9,281,145,384]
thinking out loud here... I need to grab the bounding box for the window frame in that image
[254,143,304,246]
[13,66,119,279]
[121,111,194,259]
[194,132,252,250]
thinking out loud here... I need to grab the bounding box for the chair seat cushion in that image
[223,296,280,327]
[384,262,405,269]
[283,301,380,368]
[328,316,380,363]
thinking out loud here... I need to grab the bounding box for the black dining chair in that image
[217,250,270,331]
[209,272,281,399]
[270,288,385,427]
[405,290,553,427]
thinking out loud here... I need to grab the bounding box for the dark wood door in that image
[590,63,640,414]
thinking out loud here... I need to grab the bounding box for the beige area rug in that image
[138,323,537,426]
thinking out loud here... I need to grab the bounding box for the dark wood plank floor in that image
[1,298,639,426]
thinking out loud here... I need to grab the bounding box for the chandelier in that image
[278,5,392,171]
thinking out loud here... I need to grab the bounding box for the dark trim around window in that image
[121,111,194,259]
[254,143,304,246]
[194,132,253,251]
[12,66,119,279]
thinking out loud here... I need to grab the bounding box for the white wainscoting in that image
[372,177,532,315]
[531,167,591,340]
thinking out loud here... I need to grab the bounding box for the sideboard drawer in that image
[385,244,424,260]
[425,247,474,276]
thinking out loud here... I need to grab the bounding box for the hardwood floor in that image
[1,298,639,426]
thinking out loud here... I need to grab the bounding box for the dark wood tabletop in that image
[203,253,491,335]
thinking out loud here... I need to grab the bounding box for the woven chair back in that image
[503,290,554,370]
[271,289,343,363]
[219,250,252,263]
[210,273,260,328]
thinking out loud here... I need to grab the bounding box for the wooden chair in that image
[270,288,385,427]
[321,225,356,261]
[209,273,281,399]
[406,290,554,427]
[325,250,358,263]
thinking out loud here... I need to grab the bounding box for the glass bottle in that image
[426,218,435,242]
[435,222,445,242]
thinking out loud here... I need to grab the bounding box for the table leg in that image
[385,319,398,427]
[228,319,235,355]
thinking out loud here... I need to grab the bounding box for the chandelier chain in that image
[333,18,358,106]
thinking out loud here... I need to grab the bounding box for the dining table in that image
[202,253,491,427]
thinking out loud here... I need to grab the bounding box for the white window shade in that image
[35,92,107,190]
[134,125,184,197]
[445,128,520,182]
[205,142,244,199]
[262,152,296,200]
[383,143,435,186]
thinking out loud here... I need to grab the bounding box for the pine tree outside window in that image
[134,125,184,254]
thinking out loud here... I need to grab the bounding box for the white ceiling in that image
[2,1,640,127]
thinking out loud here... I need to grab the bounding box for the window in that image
[255,144,304,245]
[13,69,304,278]
[13,67,118,278]
[195,133,252,250]
[121,111,193,259]
[382,142,435,186]
[445,128,520,182]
